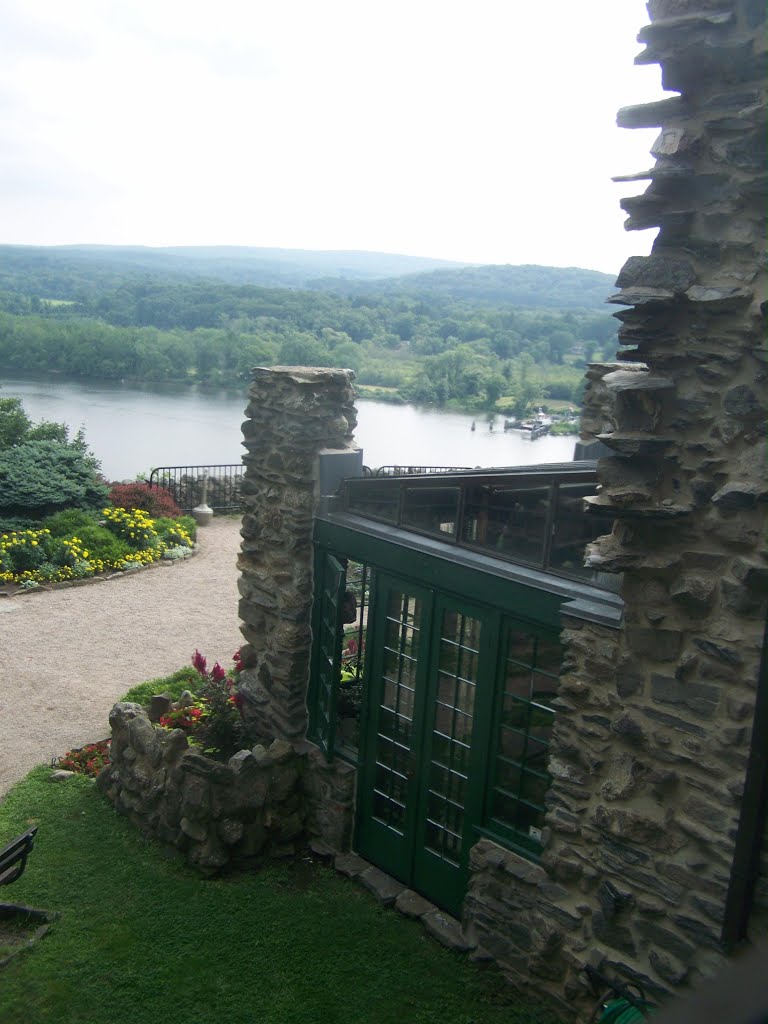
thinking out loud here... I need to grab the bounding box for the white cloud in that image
[0,0,662,272]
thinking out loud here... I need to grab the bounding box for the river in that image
[0,375,578,480]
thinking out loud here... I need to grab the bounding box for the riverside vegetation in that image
[0,245,619,416]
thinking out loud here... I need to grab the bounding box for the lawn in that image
[0,769,562,1024]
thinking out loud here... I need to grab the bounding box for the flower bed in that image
[0,507,195,589]
[57,739,111,777]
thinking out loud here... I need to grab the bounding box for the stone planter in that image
[97,703,355,873]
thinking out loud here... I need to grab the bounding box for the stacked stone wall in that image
[465,0,766,1013]
[98,703,306,873]
[237,366,357,743]
[98,704,358,872]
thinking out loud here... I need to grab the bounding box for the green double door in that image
[355,573,496,917]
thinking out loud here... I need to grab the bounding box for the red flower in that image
[192,649,208,675]
[211,662,226,682]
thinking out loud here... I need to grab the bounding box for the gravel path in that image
[0,517,244,800]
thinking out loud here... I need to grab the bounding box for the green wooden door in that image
[356,574,496,916]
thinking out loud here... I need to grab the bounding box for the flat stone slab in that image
[333,852,369,879]
[359,866,406,906]
[308,837,335,860]
[395,889,435,920]
[422,910,474,953]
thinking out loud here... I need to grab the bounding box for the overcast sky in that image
[0,0,664,274]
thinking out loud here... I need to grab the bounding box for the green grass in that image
[0,770,562,1024]
[120,665,201,705]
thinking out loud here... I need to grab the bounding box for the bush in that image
[101,507,160,550]
[0,440,109,521]
[0,515,37,533]
[42,508,100,537]
[108,481,181,519]
[177,515,197,542]
[70,524,133,564]
[153,516,194,548]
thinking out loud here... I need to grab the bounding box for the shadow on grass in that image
[0,767,563,1024]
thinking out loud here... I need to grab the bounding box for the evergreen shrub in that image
[0,440,109,521]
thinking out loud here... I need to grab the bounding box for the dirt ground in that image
[0,516,244,800]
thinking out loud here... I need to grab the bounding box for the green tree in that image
[0,440,108,521]
[0,397,32,449]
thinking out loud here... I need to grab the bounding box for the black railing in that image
[148,464,243,513]
[371,465,472,477]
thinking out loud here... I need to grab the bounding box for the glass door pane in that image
[355,576,433,883]
[422,609,480,866]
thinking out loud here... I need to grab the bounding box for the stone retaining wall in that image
[98,702,358,873]
[98,703,306,872]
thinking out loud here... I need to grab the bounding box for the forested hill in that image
[0,245,468,296]
[0,246,615,311]
[0,245,620,415]
[311,264,616,310]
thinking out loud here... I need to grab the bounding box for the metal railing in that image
[148,464,243,513]
[370,465,472,477]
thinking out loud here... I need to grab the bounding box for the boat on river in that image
[505,409,552,439]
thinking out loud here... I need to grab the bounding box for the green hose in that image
[597,997,651,1023]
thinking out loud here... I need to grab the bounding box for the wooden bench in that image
[0,826,38,888]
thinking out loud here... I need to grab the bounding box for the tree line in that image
[0,268,619,413]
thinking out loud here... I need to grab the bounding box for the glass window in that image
[548,483,615,579]
[345,481,399,522]
[402,487,460,538]
[335,560,371,757]
[462,484,551,566]
[487,625,559,853]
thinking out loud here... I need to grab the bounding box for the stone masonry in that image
[237,366,358,742]
[464,1,766,1016]
[98,703,306,873]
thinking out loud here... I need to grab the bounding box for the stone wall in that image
[98,703,306,872]
[465,0,766,1013]
[98,704,358,871]
[237,366,357,743]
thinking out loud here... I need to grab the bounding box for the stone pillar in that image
[237,366,357,742]
[563,0,766,1000]
[466,1,767,1014]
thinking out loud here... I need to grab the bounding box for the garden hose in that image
[597,996,651,1023]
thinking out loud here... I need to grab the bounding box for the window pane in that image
[488,622,560,849]
[549,483,615,578]
[346,481,399,522]
[402,487,460,538]
[462,484,550,566]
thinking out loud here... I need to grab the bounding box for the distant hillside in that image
[0,245,469,298]
[312,264,616,310]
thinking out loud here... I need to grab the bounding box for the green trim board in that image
[314,509,623,630]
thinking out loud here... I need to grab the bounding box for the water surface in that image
[1,376,577,479]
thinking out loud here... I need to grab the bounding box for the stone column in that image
[558,0,766,1000]
[466,1,767,1013]
[237,366,357,742]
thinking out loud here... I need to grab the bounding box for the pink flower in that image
[192,649,208,675]
[211,662,226,682]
